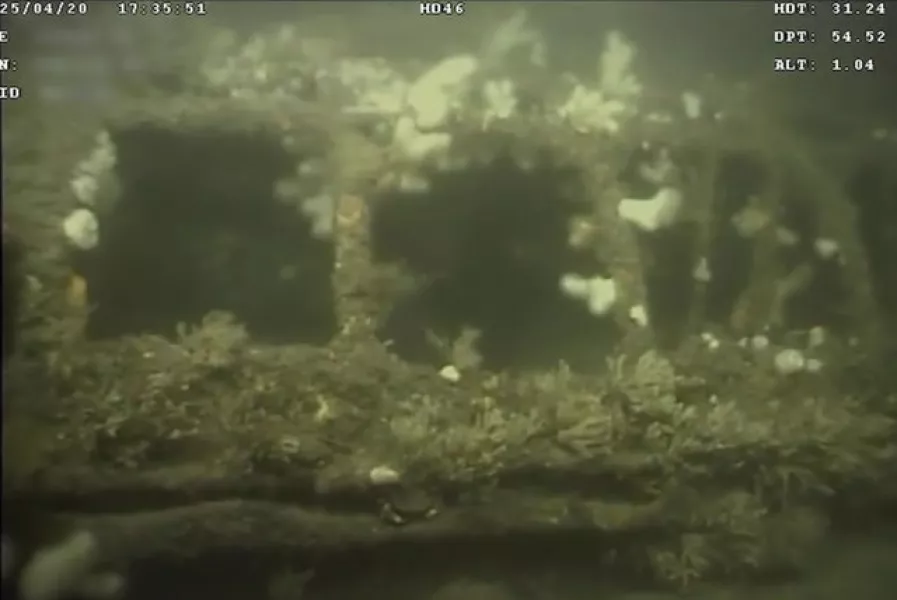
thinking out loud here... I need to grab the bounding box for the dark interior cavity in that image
[849,159,897,322]
[777,172,850,332]
[371,151,621,373]
[701,151,871,334]
[2,226,24,363]
[83,127,336,344]
[641,223,699,346]
[703,152,768,325]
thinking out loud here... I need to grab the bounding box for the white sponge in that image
[393,116,452,162]
[773,348,806,375]
[599,31,641,99]
[813,238,840,259]
[406,54,478,130]
[62,208,100,250]
[628,303,649,326]
[559,273,617,316]
[617,187,683,232]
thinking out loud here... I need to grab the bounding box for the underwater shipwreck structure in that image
[3,10,897,594]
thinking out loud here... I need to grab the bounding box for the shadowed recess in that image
[370,149,621,372]
[83,127,336,344]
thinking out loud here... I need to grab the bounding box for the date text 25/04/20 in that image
[420,2,464,16]
[0,2,88,16]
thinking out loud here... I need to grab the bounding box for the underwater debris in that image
[2,8,895,591]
